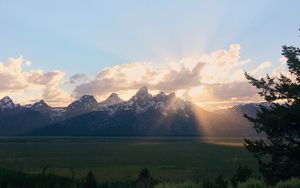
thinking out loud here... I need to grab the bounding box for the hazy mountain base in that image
[27,105,257,137]
[0,87,259,137]
[28,107,200,136]
[0,108,48,136]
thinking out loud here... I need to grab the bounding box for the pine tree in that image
[244,36,300,184]
[84,171,97,188]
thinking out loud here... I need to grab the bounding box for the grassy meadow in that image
[0,137,257,182]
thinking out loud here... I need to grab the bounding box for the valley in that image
[0,137,257,182]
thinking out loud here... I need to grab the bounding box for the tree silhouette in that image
[84,170,97,188]
[244,34,300,184]
[136,168,155,188]
[230,165,253,187]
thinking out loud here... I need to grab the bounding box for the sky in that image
[0,0,299,110]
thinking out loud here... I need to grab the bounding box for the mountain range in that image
[0,86,260,137]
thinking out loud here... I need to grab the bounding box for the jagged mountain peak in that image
[77,95,97,103]
[138,86,148,92]
[31,100,50,109]
[98,93,123,108]
[134,86,151,100]
[0,96,18,109]
[106,93,121,100]
[68,95,98,108]
[1,96,13,103]
[231,103,260,112]
[34,100,48,106]
[65,95,98,119]
[155,92,167,99]
[214,103,262,120]
[104,93,123,104]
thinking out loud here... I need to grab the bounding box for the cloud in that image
[27,70,65,85]
[181,81,260,111]
[25,60,32,66]
[66,73,87,84]
[42,85,71,105]
[73,61,206,97]
[1,44,288,110]
[203,82,258,101]
[73,44,256,105]
[0,57,71,106]
[251,61,272,75]
[73,44,288,110]
[0,57,29,91]
[153,62,205,91]
[74,44,245,96]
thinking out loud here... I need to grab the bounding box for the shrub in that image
[84,171,97,188]
[155,181,200,188]
[202,178,214,188]
[215,175,228,188]
[237,178,265,188]
[275,178,300,188]
[230,165,253,187]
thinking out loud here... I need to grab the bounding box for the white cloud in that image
[25,60,32,66]
[73,44,262,110]
[73,44,289,110]
[153,62,205,91]
[0,44,289,110]
[73,61,206,98]
[0,57,72,106]
[0,57,29,91]
[251,61,272,75]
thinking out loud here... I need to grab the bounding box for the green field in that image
[0,137,257,182]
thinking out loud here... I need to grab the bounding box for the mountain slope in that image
[0,96,20,110]
[98,93,123,107]
[0,87,262,137]
[64,95,98,119]
[0,97,49,136]
[213,103,260,136]
[28,87,252,137]
[29,87,200,136]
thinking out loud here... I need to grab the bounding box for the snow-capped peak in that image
[77,95,97,103]
[67,95,98,109]
[0,96,18,109]
[100,93,123,107]
[226,103,262,118]
[66,95,98,114]
[232,103,260,112]
[1,96,12,103]
[134,86,151,100]
[31,100,49,109]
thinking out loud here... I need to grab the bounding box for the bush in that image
[155,181,200,188]
[275,178,300,188]
[135,168,157,188]
[230,165,253,187]
[215,175,228,188]
[202,178,214,188]
[84,171,97,188]
[237,178,265,188]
